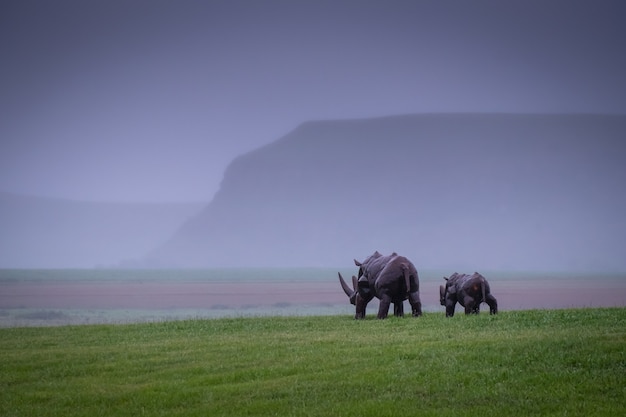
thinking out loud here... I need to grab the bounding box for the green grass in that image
[1,309,625,416]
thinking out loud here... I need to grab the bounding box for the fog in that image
[1,0,625,203]
[1,1,626,270]
[150,114,626,272]
[0,192,204,268]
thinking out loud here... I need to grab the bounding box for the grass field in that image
[1,308,625,416]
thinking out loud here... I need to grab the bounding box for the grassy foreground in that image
[1,309,624,417]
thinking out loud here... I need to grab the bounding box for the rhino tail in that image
[403,266,411,294]
[481,278,487,305]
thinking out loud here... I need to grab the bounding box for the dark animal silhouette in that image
[439,272,498,317]
[338,251,422,319]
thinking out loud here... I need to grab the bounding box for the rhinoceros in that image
[439,272,498,317]
[338,251,422,319]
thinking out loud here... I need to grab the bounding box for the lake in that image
[1,268,625,326]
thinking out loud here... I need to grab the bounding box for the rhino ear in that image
[354,259,362,267]
[443,277,448,281]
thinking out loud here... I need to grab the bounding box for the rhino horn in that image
[338,272,355,297]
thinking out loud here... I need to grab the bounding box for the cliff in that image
[149,114,626,271]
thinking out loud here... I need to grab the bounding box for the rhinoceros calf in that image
[440,272,498,317]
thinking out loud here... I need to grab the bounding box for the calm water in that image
[1,268,624,327]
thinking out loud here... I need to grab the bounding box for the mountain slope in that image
[0,193,204,268]
[149,114,626,271]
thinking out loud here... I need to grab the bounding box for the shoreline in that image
[1,270,624,327]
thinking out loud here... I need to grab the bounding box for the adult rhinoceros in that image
[338,251,422,319]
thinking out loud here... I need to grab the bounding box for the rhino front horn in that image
[338,272,355,297]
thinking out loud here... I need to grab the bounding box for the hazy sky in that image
[1,0,625,203]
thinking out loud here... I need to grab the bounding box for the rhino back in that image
[459,274,486,294]
[363,253,396,281]
[374,255,418,293]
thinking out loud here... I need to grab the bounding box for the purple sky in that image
[1,0,625,203]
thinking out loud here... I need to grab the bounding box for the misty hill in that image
[0,192,204,268]
[148,114,626,271]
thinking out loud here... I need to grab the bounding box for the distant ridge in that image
[0,192,205,268]
[148,113,626,271]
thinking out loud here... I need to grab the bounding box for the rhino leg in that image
[445,302,456,317]
[463,295,478,314]
[393,301,404,317]
[486,294,498,314]
[377,294,392,319]
[408,291,422,317]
